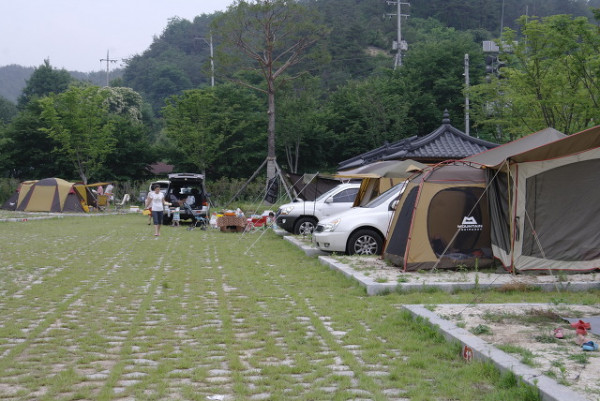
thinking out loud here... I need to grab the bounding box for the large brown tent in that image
[384,126,600,273]
[472,125,600,272]
[13,178,88,213]
[383,127,574,272]
[383,161,493,271]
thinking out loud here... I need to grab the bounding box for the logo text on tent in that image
[458,216,483,231]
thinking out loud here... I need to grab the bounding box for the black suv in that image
[163,173,208,224]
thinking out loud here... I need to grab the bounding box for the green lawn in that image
[0,214,596,400]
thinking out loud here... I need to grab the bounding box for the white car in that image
[313,182,406,255]
[275,183,360,235]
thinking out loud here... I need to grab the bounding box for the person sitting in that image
[169,191,183,207]
[186,188,199,208]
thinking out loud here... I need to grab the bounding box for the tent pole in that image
[225,158,268,208]
[273,160,293,201]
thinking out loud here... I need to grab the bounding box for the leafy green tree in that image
[163,89,225,175]
[400,23,484,134]
[0,101,72,179]
[470,15,600,139]
[162,84,266,179]
[39,85,116,184]
[277,76,328,173]
[18,59,72,109]
[0,96,17,125]
[212,0,329,181]
[323,73,412,164]
[1,87,154,181]
[97,87,155,180]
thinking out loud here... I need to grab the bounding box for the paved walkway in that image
[0,217,597,400]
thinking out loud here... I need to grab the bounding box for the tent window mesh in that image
[523,159,600,261]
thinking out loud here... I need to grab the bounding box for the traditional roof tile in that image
[338,110,497,169]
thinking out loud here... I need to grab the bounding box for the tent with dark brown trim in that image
[383,127,579,272]
[383,161,494,271]
[10,178,89,213]
[472,125,600,273]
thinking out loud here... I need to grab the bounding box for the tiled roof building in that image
[338,110,498,169]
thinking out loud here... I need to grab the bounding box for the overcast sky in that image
[0,0,235,73]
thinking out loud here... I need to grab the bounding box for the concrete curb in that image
[273,228,287,237]
[0,212,131,223]
[403,304,592,401]
[283,236,328,257]
[318,256,397,295]
[0,216,62,222]
[315,256,600,296]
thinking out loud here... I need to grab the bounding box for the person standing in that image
[145,184,171,236]
[105,183,114,206]
[172,207,181,226]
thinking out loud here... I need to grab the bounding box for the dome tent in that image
[14,178,88,213]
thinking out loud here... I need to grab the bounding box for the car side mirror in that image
[324,197,333,203]
[390,200,399,210]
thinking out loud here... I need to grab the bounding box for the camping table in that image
[217,215,247,232]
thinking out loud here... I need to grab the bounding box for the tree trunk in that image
[267,83,277,181]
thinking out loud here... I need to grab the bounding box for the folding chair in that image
[96,195,108,211]
[115,194,130,213]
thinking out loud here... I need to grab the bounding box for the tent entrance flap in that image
[427,187,490,256]
[385,186,419,266]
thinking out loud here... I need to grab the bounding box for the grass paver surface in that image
[0,214,598,400]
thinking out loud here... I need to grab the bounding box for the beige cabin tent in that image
[383,127,574,272]
[336,159,426,207]
[472,125,600,272]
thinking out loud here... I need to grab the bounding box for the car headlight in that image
[321,218,342,232]
[279,206,294,215]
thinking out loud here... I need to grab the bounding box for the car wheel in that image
[294,217,317,235]
[347,229,383,255]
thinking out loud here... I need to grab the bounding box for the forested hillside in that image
[0,65,34,103]
[1,0,599,184]
[0,65,122,103]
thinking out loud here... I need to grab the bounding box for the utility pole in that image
[100,50,118,87]
[195,32,215,87]
[386,0,410,69]
[500,0,505,34]
[464,53,470,136]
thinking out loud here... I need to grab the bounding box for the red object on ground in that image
[570,320,591,335]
